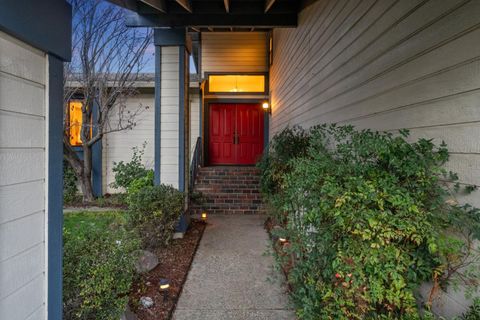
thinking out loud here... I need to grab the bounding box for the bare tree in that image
[64,0,152,201]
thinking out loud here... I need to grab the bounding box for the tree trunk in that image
[63,141,96,203]
[81,145,95,202]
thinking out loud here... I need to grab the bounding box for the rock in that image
[140,296,154,309]
[173,232,184,239]
[134,250,159,273]
[119,305,138,320]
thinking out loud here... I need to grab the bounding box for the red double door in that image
[209,103,264,165]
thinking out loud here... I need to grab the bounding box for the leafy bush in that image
[126,169,154,198]
[64,160,79,204]
[110,142,151,190]
[127,184,184,249]
[459,298,480,320]
[261,124,480,319]
[63,212,140,320]
[257,125,310,195]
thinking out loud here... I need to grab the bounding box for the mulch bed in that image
[264,217,293,292]
[129,219,206,320]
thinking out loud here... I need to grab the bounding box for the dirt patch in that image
[129,219,206,320]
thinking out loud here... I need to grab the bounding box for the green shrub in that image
[63,160,79,204]
[110,142,151,190]
[261,124,480,319]
[459,298,480,320]
[63,212,140,320]
[257,125,310,195]
[127,184,184,249]
[126,169,154,198]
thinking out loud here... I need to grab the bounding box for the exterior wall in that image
[270,0,480,316]
[190,89,201,160]
[102,93,155,194]
[160,46,180,188]
[201,32,268,76]
[0,31,47,320]
[271,0,480,207]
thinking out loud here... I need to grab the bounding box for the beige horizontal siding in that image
[102,94,155,194]
[270,0,480,316]
[0,30,46,320]
[271,0,480,202]
[201,32,268,76]
[160,46,180,188]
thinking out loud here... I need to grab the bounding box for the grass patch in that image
[64,210,127,233]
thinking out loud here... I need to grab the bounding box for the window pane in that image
[69,101,83,146]
[209,75,265,93]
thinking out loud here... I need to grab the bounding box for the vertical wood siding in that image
[102,94,155,194]
[270,0,480,316]
[160,47,180,188]
[0,31,46,320]
[201,32,268,76]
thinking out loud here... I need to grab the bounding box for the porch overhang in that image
[108,0,319,29]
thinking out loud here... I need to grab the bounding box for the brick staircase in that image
[190,166,266,215]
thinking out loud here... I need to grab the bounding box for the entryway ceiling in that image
[109,0,320,29]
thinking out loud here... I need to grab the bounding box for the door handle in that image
[232,133,239,144]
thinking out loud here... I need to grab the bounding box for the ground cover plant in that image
[259,124,480,319]
[63,211,140,320]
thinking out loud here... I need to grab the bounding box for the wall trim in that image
[154,45,162,185]
[92,99,102,196]
[0,0,71,61]
[47,54,64,320]
[179,46,186,192]
[154,28,186,46]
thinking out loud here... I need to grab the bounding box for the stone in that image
[119,305,138,320]
[140,296,154,309]
[134,250,159,273]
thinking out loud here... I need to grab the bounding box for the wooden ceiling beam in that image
[108,0,138,11]
[175,0,193,13]
[126,12,297,27]
[265,0,277,13]
[223,0,230,13]
[139,0,167,13]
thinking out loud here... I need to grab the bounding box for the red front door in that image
[209,103,264,165]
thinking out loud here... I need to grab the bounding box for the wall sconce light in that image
[201,212,207,222]
[262,101,270,113]
[159,278,170,302]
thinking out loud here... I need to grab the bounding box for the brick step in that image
[192,198,266,205]
[196,174,261,179]
[196,192,262,198]
[195,181,260,187]
[196,184,260,189]
[191,166,265,215]
[190,208,267,215]
[192,201,265,209]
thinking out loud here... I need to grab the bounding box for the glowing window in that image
[208,75,265,93]
[68,101,88,146]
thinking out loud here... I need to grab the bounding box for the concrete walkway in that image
[173,215,295,320]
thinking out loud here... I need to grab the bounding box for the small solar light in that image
[201,212,207,222]
[279,237,288,244]
[159,278,170,302]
